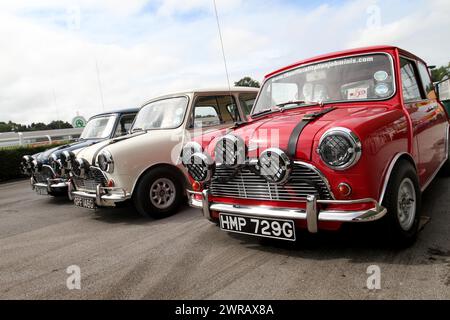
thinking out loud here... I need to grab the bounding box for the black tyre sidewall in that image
[382,160,421,246]
[440,134,450,176]
[133,168,183,219]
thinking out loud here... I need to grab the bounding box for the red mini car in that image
[182,46,450,246]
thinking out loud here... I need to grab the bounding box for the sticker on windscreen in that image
[374,70,388,82]
[347,87,368,99]
[375,83,390,97]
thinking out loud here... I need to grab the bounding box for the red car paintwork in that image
[190,46,449,231]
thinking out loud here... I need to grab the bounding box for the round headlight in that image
[181,142,202,166]
[214,134,246,168]
[72,158,90,177]
[318,127,362,170]
[31,159,42,173]
[97,150,114,173]
[21,155,32,175]
[259,148,292,184]
[49,153,62,175]
[61,151,76,169]
[22,155,32,164]
[185,152,214,182]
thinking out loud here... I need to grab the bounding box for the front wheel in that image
[133,168,183,219]
[380,160,421,247]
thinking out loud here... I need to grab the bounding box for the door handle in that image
[426,105,437,113]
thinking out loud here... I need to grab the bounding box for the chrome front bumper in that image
[187,190,387,233]
[69,183,131,207]
[32,178,69,194]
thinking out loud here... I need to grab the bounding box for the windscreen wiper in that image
[251,106,283,118]
[277,100,328,110]
[275,100,306,108]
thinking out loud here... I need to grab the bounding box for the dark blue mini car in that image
[21,108,138,197]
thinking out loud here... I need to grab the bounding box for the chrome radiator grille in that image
[209,163,333,202]
[72,167,107,192]
[34,165,55,183]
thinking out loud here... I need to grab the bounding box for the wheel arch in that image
[379,152,417,204]
[130,163,189,196]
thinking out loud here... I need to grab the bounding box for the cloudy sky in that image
[1,0,449,125]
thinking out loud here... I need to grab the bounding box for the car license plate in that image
[73,196,96,210]
[219,213,296,241]
[35,185,48,195]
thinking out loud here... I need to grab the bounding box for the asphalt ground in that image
[0,178,449,299]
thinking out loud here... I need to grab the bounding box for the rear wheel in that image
[133,168,183,219]
[440,133,450,176]
[380,160,421,247]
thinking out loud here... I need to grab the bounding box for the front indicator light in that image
[192,181,201,192]
[338,183,352,197]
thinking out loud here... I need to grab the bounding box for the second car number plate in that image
[35,185,48,195]
[73,196,96,210]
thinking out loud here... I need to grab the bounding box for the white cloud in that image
[0,0,449,125]
[349,0,450,66]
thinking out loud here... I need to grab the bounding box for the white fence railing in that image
[0,128,83,148]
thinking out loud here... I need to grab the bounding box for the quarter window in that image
[113,114,135,137]
[417,62,436,99]
[400,58,422,102]
[238,92,258,118]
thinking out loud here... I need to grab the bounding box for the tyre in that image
[440,134,450,176]
[380,160,421,247]
[49,189,67,197]
[133,167,183,219]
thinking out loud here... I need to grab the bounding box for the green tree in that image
[0,120,74,132]
[0,122,11,132]
[234,77,260,88]
[47,120,73,129]
[29,122,47,131]
[431,63,450,82]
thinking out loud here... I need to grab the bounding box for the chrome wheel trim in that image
[149,178,176,210]
[397,177,416,231]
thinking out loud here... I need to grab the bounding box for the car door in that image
[400,57,448,186]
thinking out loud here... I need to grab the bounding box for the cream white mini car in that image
[67,87,258,218]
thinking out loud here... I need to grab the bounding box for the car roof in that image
[264,45,427,80]
[90,107,140,119]
[141,87,259,106]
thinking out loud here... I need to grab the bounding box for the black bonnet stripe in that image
[287,107,336,158]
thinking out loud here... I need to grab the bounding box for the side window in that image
[400,58,422,102]
[438,79,450,101]
[194,106,220,128]
[238,93,258,117]
[192,95,240,128]
[113,114,135,137]
[417,62,436,99]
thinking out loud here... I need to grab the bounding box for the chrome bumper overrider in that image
[187,189,387,233]
[69,183,131,207]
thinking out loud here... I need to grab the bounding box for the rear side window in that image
[400,58,422,102]
[438,80,450,101]
[417,62,436,99]
[192,95,240,128]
